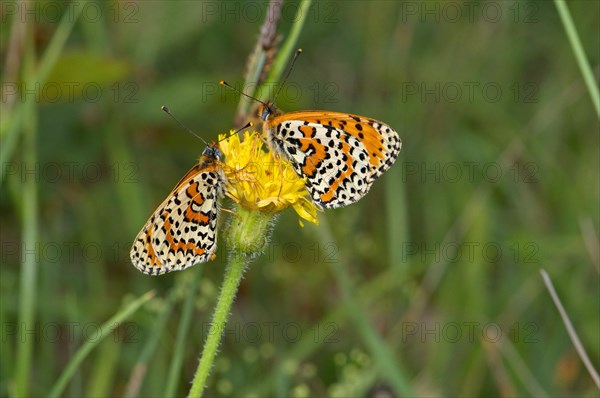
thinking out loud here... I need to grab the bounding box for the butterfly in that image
[259,108,401,209]
[130,143,226,275]
[130,107,250,275]
[221,49,401,209]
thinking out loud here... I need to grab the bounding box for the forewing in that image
[270,111,401,208]
[274,120,372,208]
[281,111,402,180]
[130,165,224,275]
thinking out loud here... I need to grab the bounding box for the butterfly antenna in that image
[161,105,209,146]
[219,81,267,106]
[217,121,254,143]
[272,48,302,104]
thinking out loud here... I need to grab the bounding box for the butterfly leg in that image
[265,150,285,200]
[225,191,242,205]
[220,206,239,217]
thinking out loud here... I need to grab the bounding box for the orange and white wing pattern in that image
[130,145,226,275]
[263,109,401,209]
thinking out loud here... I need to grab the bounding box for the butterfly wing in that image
[130,163,225,275]
[267,111,401,208]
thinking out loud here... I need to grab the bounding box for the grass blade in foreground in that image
[258,0,312,102]
[1,0,88,183]
[312,220,415,396]
[124,291,177,398]
[540,269,600,388]
[48,290,156,398]
[164,269,204,396]
[554,0,600,118]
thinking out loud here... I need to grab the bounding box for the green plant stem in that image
[48,291,155,398]
[164,270,203,397]
[188,252,247,397]
[262,0,312,91]
[189,207,272,396]
[554,0,600,118]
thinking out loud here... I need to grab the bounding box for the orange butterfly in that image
[130,143,225,275]
[222,49,401,209]
[130,107,250,275]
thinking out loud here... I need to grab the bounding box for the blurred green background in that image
[1,0,599,396]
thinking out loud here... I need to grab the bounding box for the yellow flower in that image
[218,131,319,226]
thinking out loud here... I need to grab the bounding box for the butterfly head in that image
[202,143,222,161]
[259,102,282,122]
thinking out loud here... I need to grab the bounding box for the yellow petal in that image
[219,131,319,225]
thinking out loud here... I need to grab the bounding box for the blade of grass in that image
[539,269,600,388]
[0,295,12,391]
[405,53,593,322]
[85,339,120,397]
[252,309,349,395]
[234,0,283,124]
[14,28,38,398]
[233,0,312,124]
[164,269,204,397]
[48,290,156,398]
[481,339,516,397]
[311,219,414,396]
[252,242,426,394]
[579,217,600,272]
[497,336,549,397]
[124,291,177,398]
[105,111,147,235]
[384,165,408,272]
[257,0,313,101]
[1,0,88,184]
[554,0,600,118]
[64,294,84,397]
[405,132,532,320]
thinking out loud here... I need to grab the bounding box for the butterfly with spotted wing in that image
[130,107,251,275]
[221,49,401,209]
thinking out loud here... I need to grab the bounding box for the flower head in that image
[218,131,319,226]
